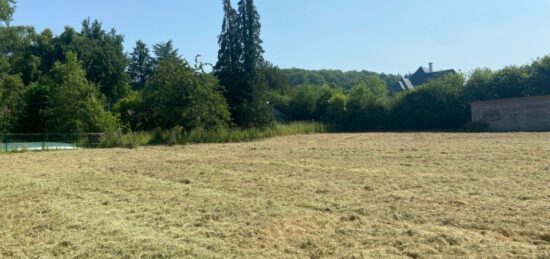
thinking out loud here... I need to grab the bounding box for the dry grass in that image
[1,133,549,258]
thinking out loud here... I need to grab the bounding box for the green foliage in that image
[127,40,153,90]
[3,0,550,136]
[215,0,241,117]
[463,68,494,101]
[0,26,40,84]
[346,80,390,131]
[260,61,291,94]
[152,41,180,64]
[464,65,541,102]
[99,129,150,149]
[391,73,468,130]
[287,85,324,121]
[142,58,230,130]
[114,90,147,131]
[215,0,273,128]
[55,19,130,103]
[0,73,24,132]
[99,122,325,148]
[285,78,390,131]
[282,68,400,90]
[45,52,117,133]
[490,66,530,99]
[0,55,9,77]
[15,82,49,132]
[324,92,348,127]
[0,0,15,26]
[525,56,550,96]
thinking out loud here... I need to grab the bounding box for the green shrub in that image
[99,130,150,149]
[97,122,325,148]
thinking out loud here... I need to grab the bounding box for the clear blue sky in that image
[12,0,550,75]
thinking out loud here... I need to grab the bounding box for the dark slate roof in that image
[395,66,456,92]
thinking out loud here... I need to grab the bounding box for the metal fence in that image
[0,133,104,152]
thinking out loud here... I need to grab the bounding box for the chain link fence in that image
[0,133,104,152]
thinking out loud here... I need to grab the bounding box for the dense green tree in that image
[45,52,117,133]
[287,85,322,121]
[143,57,230,130]
[34,29,56,73]
[215,0,273,128]
[463,68,495,101]
[128,40,153,90]
[0,0,15,26]
[15,81,50,132]
[6,27,41,84]
[0,55,8,78]
[52,20,129,104]
[286,84,340,122]
[324,92,348,127]
[490,66,529,99]
[79,19,129,103]
[391,74,468,130]
[362,75,389,98]
[214,0,242,125]
[260,61,291,94]
[114,90,147,130]
[0,25,40,83]
[346,80,389,131]
[238,0,264,72]
[282,68,400,91]
[236,0,273,127]
[526,56,550,96]
[313,84,338,120]
[153,41,180,64]
[0,74,24,132]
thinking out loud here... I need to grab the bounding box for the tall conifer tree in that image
[128,40,153,90]
[215,0,273,128]
[237,0,272,127]
[214,0,242,124]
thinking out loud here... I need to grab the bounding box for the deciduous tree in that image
[0,0,15,26]
[45,52,117,133]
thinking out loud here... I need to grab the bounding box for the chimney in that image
[429,62,434,73]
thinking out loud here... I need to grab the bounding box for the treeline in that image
[281,68,400,90]
[0,0,275,134]
[1,0,550,136]
[0,17,229,133]
[270,58,550,131]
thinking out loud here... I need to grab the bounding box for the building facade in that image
[471,95,550,131]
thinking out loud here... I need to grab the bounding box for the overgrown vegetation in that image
[0,0,272,136]
[1,133,549,257]
[99,122,325,148]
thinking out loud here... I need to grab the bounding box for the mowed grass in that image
[1,133,549,258]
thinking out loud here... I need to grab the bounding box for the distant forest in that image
[281,68,400,90]
[1,0,549,135]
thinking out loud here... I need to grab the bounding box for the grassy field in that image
[0,133,549,258]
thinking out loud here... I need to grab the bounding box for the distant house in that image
[471,95,550,131]
[395,63,456,92]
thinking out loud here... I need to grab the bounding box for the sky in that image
[12,0,550,75]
